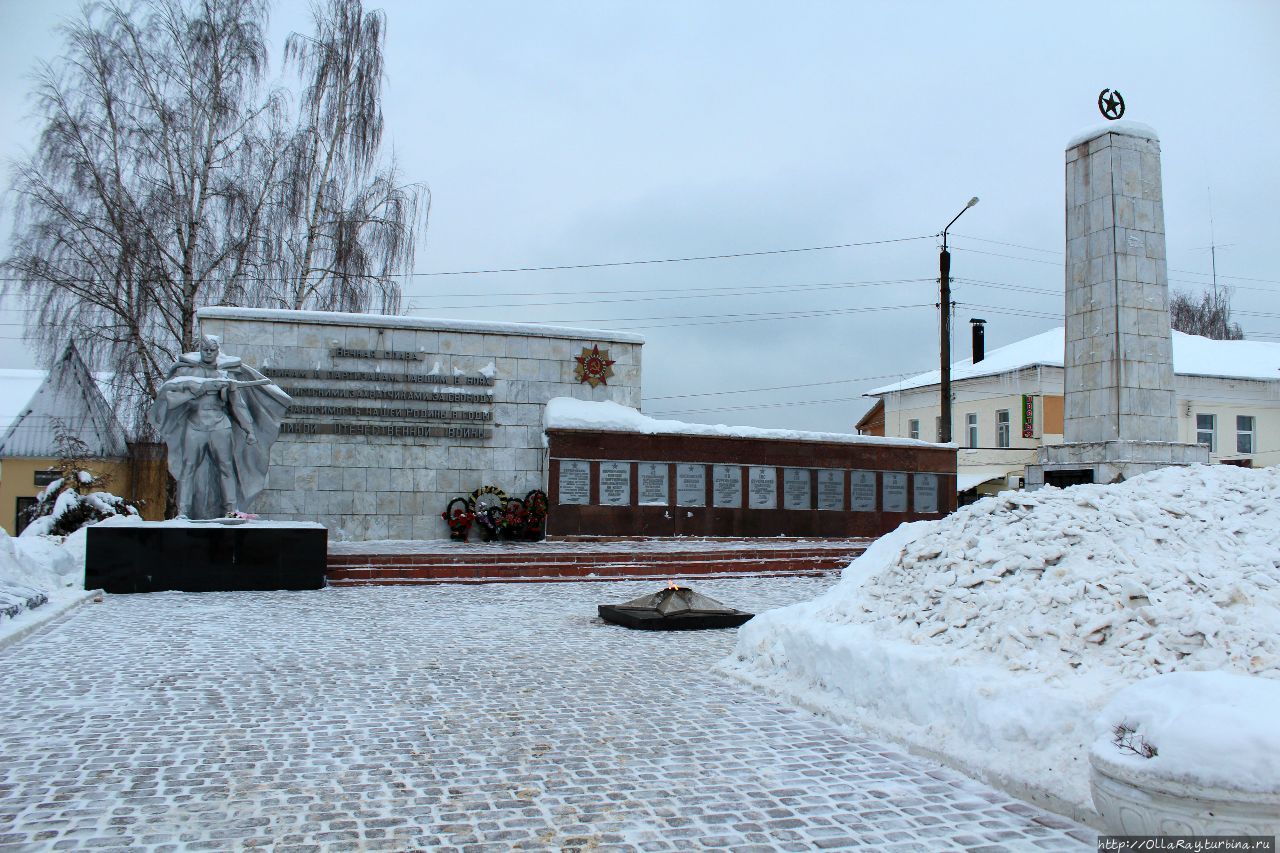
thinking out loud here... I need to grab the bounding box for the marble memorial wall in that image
[197,307,642,539]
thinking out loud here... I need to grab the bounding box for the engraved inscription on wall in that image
[676,464,706,507]
[851,470,877,512]
[817,469,844,511]
[913,473,939,514]
[748,466,777,510]
[783,468,811,510]
[265,352,496,441]
[638,463,669,506]
[882,472,907,513]
[712,465,742,508]
[558,460,591,505]
[599,461,631,506]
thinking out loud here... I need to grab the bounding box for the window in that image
[908,419,920,440]
[996,410,1010,448]
[966,413,978,448]
[1237,415,1255,454]
[1196,413,1215,452]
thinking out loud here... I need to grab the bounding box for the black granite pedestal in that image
[86,522,327,594]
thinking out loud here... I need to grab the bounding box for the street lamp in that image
[938,196,979,444]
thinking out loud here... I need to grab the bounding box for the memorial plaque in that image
[914,473,939,513]
[747,466,777,510]
[851,470,876,512]
[783,468,811,510]
[817,469,844,511]
[883,472,908,512]
[638,463,669,506]
[558,460,591,505]
[712,465,742,508]
[676,464,706,507]
[599,461,631,506]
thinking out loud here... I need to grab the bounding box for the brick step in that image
[326,544,865,585]
[327,548,858,568]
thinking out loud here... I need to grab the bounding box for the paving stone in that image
[0,577,1093,850]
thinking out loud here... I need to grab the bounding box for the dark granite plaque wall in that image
[545,431,955,539]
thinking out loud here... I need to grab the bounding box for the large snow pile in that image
[723,464,1280,818]
[822,464,1279,679]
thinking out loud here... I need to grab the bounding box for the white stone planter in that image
[1090,748,1280,836]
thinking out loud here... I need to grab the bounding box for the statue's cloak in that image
[148,353,292,518]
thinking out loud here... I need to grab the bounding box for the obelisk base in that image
[1025,440,1208,489]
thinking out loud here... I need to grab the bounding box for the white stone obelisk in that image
[1027,122,1207,487]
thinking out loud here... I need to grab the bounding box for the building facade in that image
[868,328,1280,498]
[0,343,165,534]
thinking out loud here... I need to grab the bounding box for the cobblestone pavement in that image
[0,577,1094,852]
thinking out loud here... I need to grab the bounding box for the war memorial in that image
[192,306,955,541]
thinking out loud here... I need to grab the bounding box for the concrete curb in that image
[0,590,99,653]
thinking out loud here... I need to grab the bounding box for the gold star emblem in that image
[574,345,616,388]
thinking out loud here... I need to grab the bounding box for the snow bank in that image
[722,465,1280,817]
[0,525,89,645]
[545,398,939,447]
[1093,671,1280,793]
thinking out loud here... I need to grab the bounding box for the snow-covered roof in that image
[0,343,127,459]
[956,469,1012,493]
[0,369,46,436]
[867,328,1280,395]
[198,306,646,345]
[545,398,941,448]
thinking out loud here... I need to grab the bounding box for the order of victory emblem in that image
[573,344,616,388]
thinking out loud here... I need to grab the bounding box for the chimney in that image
[970,318,986,364]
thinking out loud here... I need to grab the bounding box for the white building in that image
[865,328,1280,498]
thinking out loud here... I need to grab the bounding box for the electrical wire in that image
[644,369,931,402]
[0,233,936,286]
[543,302,935,330]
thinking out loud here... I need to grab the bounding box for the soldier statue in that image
[149,334,291,519]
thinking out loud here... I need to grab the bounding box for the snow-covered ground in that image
[0,525,92,646]
[722,464,1280,821]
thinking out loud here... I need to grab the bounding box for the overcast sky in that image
[2,1,1278,432]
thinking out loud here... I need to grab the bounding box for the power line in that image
[546,302,935,331]
[957,302,1060,321]
[648,393,877,418]
[408,234,936,276]
[949,233,1063,256]
[644,369,931,402]
[950,235,1280,289]
[953,277,1059,296]
[403,277,935,312]
[0,233,936,287]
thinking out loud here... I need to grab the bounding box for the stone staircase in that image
[327,539,869,585]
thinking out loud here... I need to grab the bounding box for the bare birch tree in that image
[262,0,426,314]
[3,0,426,429]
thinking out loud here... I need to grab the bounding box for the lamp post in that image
[939,196,979,443]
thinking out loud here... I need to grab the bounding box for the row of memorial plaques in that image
[556,461,939,513]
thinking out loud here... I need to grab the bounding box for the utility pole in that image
[939,197,979,443]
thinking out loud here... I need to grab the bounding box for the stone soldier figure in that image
[149,335,291,518]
